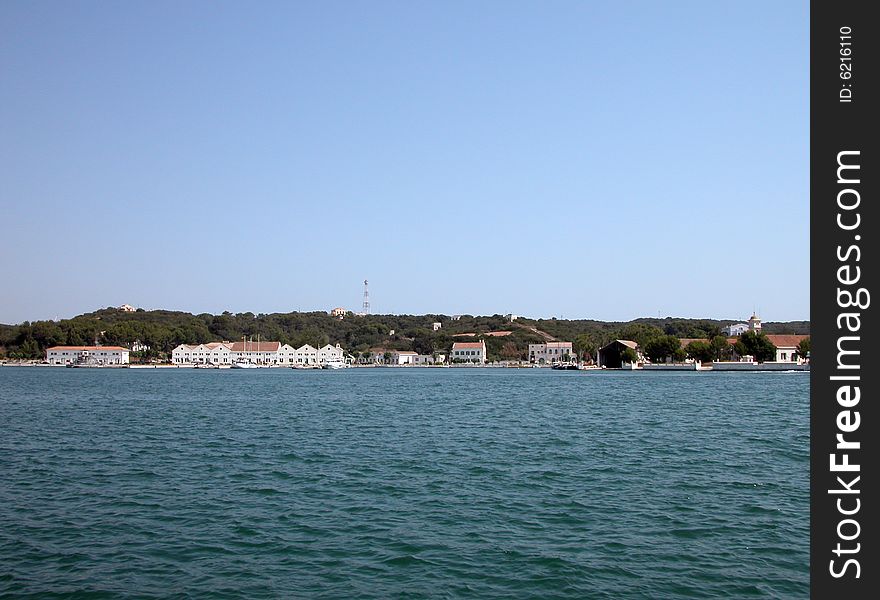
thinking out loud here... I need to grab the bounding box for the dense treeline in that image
[0,307,809,362]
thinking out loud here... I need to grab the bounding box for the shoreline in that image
[1,361,810,372]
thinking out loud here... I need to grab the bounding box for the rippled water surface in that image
[0,367,808,598]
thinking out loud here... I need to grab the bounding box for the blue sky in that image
[0,1,808,324]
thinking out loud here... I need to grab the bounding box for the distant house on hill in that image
[119,304,136,312]
[131,340,151,352]
[723,323,750,336]
[723,313,762,336]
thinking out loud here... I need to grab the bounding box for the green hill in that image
[0,307,809,362]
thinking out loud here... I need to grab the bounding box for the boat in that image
[551,363,581,370]
[231,361,260,369]
[322,358,347,370]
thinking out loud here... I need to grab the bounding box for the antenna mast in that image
[363,279,370,315]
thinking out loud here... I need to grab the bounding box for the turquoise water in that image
[0,367,808,598]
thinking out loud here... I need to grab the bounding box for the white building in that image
[131,340,151,352]
[294,344,318,365]
[228,340,281,364]
[432,322,442,331]
[330,307,346,318]
[451,340,487,364]
[765,335,809,364]
[47,346,130,365]
[277,344,297,365]
[171,340,349,366]
[318,343,345,364]
[389,351,446,365]
[415,353,445,364]
[172,342,233,365]
[723,313,762,337]
[119,304,136,312]
[282,344,345,366]
[723,323,750,336]
[390,350,419,365]
[528,341,574,364]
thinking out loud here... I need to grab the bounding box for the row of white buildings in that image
[171,341,346,366]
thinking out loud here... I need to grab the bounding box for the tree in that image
[573,334,598,363]
[501,341,522,361]
[685,340,714,363]
[734,331,777,363]
[710,335,732,361]
[412,334,434,356]
[796,337,811,360]
[643,335,684,363]
[621,347,638,364]
[616,323,663,348]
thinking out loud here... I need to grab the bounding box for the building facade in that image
[764,334,809,363]
[451,340,487,363]
[723,313,763,337]
[722,323,750,336]
[528,341,574,364]
[390,350,419,365]
[171,341,347,366]
[317,344,345,364]
[389,351,446,365]
[172,342,233,364]
[47,346,130,365]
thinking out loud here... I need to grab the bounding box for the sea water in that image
[0,367,808,598]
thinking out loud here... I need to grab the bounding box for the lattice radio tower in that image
[362,279,370,314]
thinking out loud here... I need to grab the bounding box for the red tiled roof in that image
[765,334,809,348]
[679,338,710,348]
[47,346,129,351]
[228,341,281,352]
[452,342,485,349]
